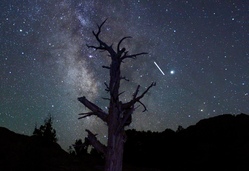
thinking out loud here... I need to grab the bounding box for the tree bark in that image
[78,19,155,171]
[105,127,125,171]
[104,44,123,170]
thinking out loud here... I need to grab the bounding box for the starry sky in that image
[1,0,248,150]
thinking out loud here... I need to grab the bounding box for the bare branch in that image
[117,36,132,52]
[134,82,156,102]
[133,85,140,99]
[78,96,108,122]
[78,96,102,112]
[121,82,156,110]
[85,129,107,155]
[116,82,155,132]
[87,19,116,57]
[95,18,108,37]
[120,76,129,81]
[118,91,125,97]
[86,44,105,50]
[78,112,94,119]
[102,65,110,69]
[104,82,110,92]
[137,100,147,112]
[121,52,148,60]
[102,97,110,101]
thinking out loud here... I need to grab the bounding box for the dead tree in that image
[78,19,155,171]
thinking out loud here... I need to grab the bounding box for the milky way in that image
[1,0,248,150]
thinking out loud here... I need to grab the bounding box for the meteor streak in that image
[154,61,165,75]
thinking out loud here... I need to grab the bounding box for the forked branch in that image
[78,96,108,122]
[122,82,156,112]
[134,82,156,103]
[86,19,116,57]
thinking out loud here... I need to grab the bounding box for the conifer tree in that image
[33,115,57,143]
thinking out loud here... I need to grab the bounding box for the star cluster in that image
[1,0,248,150]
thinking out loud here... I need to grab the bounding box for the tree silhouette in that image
[72,138,90,157]
[33,115,57,143]
[78,19,155,171]
[176,125,184,132]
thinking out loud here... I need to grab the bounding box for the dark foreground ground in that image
[1,113,249,171]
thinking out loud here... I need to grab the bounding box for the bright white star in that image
[170,70,175,74]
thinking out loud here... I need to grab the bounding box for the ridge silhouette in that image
[124,113,249,170]
[1,113,249,171]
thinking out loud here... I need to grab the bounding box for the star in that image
[170,70,175,74]
[0,0,248,150]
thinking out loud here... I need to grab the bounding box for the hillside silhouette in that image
[1,113,249,171]
[0,127,98,171]
[124,113,249,170]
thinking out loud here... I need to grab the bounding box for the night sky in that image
[1,0,248,150]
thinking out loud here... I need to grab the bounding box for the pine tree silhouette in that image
[33,115,57,143]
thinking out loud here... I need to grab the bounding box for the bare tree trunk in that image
[104,46,123,170]
[78,19,155,171]
[105,124,125,171]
